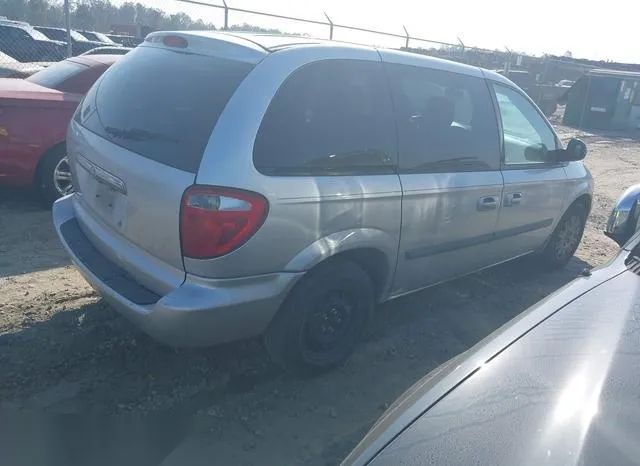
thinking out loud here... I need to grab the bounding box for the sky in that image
[116,0,640,63]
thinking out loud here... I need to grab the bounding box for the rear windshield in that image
[26,60,86,89]
[75,45,254,173]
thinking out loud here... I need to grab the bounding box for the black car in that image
[344,187,640,466]
[33,27,106,56]
[0,23,66,62]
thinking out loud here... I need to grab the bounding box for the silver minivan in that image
[53,31,593,375]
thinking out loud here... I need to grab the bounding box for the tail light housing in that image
[180,186,268,259]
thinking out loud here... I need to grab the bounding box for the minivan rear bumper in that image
[53,194,303,347]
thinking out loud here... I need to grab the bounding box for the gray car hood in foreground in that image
[345,244,640,465]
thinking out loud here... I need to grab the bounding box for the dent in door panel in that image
[393,171,503,296]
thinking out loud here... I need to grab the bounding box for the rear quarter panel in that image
[190,45,402,290]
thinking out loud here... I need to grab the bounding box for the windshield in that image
[25,27,50,41]
[37,28,85,42]
[91,31,115,43]
[0,50,17,63]
[70,30,89,41]
[26,60,85,90]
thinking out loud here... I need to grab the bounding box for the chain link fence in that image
[1,1,636,85]
[0,19,138,77]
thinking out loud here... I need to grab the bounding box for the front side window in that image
[253,59,397,175]
[386,64,500,173]
[493,83,558,165]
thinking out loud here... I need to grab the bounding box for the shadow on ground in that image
[0,187,70,277]
[0,255,591,465]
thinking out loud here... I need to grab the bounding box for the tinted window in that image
[493,83,558,165]
[76,45,254,173]
[386,64,500,173]
[254,59,397,175]
[0,26,28,40]
[26,60,86,90]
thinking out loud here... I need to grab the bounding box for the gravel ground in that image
[0,123,637,465]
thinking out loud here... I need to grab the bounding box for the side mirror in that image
[557,138,587,162]
[605,184,640,247]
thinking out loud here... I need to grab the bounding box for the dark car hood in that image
[345,249,637,465]
[366,262,640,465]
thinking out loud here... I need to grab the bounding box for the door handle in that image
[477,196,498,211]
[504,192,523,206]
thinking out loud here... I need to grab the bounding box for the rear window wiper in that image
[105,126,175,142]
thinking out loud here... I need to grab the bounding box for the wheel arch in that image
[571,193,592,215]
[284,228,398,302]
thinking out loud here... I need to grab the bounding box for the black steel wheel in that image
[264,258,374,376]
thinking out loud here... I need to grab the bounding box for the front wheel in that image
[263,258,374,377]
[538,203,587,269]
[37,145,74,207]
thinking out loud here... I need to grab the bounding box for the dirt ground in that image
[0,123,638,465]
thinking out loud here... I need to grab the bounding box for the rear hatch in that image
[68,33,257,291]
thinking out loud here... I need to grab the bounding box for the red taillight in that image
[180,186,268,259]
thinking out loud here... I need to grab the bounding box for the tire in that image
[37,145,73,207]
[263,258,374,377]
[538,203,587,269]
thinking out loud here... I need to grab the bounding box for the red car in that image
[0,54,119,204]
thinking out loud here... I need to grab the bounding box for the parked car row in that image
[0,17,139,63]
[0,20,66,62]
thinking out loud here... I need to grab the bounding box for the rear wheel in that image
[539,203,587,269]
[263,258,374,376]
[37,145,73,207]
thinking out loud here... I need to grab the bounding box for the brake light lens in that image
[163,35,188,48]
[180,186,268,259]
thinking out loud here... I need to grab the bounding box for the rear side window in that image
[386,64,500,173]
[76,45,254,173]
[26,60,86,90]
[253,59,397,175]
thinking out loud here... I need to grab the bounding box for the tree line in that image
[0,0,285,34]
